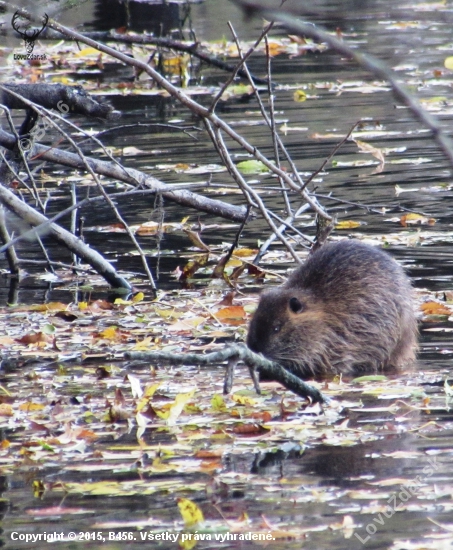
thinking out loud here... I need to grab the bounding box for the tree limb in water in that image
[0,179,132,290]
[125,344,327,404]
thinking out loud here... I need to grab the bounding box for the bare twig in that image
[39,16,330,221]
[0,86,156,289]
[302,121,361,191]
[125,344,327,404]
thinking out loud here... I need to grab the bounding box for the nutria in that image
[247,240,417,378]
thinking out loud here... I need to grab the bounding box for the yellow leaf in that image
[51,76,72,85]
[211,394,227,412]
[99,326,118,339]
[233,248,258,257]
[336,220,361,229]
[132,292,144,303]
[445,56,453,70]
[114,298,131,305]
[400,213,436,226]
[144,383,160,398]
[132,337,153,351]
[232,394,257,406]
[177,498,204,527]
[167,389,196,426]
[293,89,307,102]
[267,41,286,56]
[78,302,88,311]
[76,47,100,57]
[19,402,45,412]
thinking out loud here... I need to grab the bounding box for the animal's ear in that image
[289,297,305,314]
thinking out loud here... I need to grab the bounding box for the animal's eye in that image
[273,322,282,334]
[289,297,305,314]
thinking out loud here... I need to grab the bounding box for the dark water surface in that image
[2,0,453,548]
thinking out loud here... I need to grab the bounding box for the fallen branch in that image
[125,344,327,404]
[42,17,331,225]
[0,179,132,290]
[0,83,119,119]
[0,128,250,223]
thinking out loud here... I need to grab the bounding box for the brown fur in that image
[247,240,418,378]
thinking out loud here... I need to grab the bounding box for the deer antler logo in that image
[11,12,48,55]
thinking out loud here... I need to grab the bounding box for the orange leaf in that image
[215,306,246,321]
[420,302,451,315]
[0,404,13,416]
[400,213,436,227]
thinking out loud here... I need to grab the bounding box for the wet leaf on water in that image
[127,374,143,399]
[293,89,307,102]
[220,84,253,101]
[215,306,246,323]
[237,160,269,174]
[400,213,436,226]
[336,220,362,229]
[179,254,210,281]
[354,139,386,165]
[420,301,451,316]
[166,389,197,426]
[352,375,388,383]
[19,402,45,412]
[232,248,258,257]
[16,331,50,345]
[168,316,207,332]
[211,394,228,412]
[0,404,13,416]
[184,229,211,252]
[177,497,204,527]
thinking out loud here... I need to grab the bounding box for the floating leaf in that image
[0,404,13,416]
[336,220,362,229]
[293,89,307,102]
[215,306,246,321]
[237,160,269,174]
[352,375,388,383]
[177,497,204,527]
[19,402,45,412]
[211,394,227,412]
[354,139,385,165]
[132,292,144,303]
[420,301,451,316]
[166,389,196,426]
[400,213,436,226]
